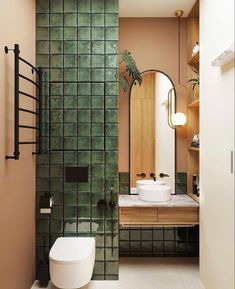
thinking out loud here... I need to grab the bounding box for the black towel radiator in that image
[5,44,43,160]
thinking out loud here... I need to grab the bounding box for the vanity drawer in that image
[120,207,158,224]
[158,207,199,224]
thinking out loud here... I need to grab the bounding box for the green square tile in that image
[106,27,118,40]
[78,206,90,218]
[106,0,119,13]
[93,261,105,275]
[50,41,63,54]
[37,41,49,54]
[106,82,119,95]
[105,261,118,275]
[37,165,49,178]
[92,152,104,165]
[78,151,91,165]
[92,165,104,179]
[92,14,104,26]
[78,192,90,204]
[78,28,91,40]
[64,182,77,193]
[92,124,104,136]
[64,95,77,109]
[92,69,104,81]
[64,206,77,219]
[50,14,63,26]
[78,41,91,54]
[64,69,78,82]
[64,27,77,40]
[64,0,78,13]
[64,41,77,54]
[50,179,63,192]
[92,55,105,68]
[78,69,91,82]
[106,165,118,179]
[50,137,63,150]
[50,68,63,81]
[50,165,63,178]
[64,193,77,205]
[79,55,91,68]
[37,27,49,40]
[78,137,91,150]
[106,137,118,150]
[50,151,63,164]
[105,69,118,81]
[50,83,63,96]
[119,172,129,183]
[50,96,63,109]
[37,219,49,233]
[64,55,77,68]
[64,14,77,26]
[36,0,49,13]
[105,14,118,26]
[92,0,104,13]
[64,110,77,122]
[50,55,63,68]
[78,124,91,136]
[50,0,63,13]
[106,41,118,54]
[78,0,91,13]
[50,124,63,136]
[64,123,77,136]
[64,137,77,150]
[106,110,118,123]
[64,83,77,95]
[78,96,90,109]
[92,110,104,123]
[78,83,91,95]
[106,55,118,68]
[176,172,187,184]
[92,28,105,40]
[64,220,77,233]
[96,248,105,261]
[50,28,63,40]
[92,83,104,96]
[64,151,78,165]
[92,96,104,109]
[92,41,104,54]
[105,124,118,136]
[92,137,104,150]
[37,14,49,27]
[78,110,91,123]
[51,110,63,123]
[92,180,104,192]
[78,14,91,26]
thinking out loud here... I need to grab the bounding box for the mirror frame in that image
[128,69,177,195]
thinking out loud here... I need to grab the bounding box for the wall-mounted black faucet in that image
[136,173,146,178]
[150,173,156,181]
[159,173,170,178]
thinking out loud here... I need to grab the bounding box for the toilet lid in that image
[49,237,95,263]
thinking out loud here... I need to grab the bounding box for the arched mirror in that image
[129,70,175,192]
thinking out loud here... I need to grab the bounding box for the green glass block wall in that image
[36,0,119,280]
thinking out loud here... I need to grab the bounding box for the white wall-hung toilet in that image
[49,237,95,289]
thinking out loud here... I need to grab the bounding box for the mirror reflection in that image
[130,70,175,192]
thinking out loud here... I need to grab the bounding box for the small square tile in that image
[50,69,63,81]
[78,124,91,136]
[64,83,77,95]
[78,137,91,150]
[92,0,104,13]
[64,206,77,219]
[92,55,105,68]
[64,151,78,165]
[106,96,118,109]
[37,27,49,41]
[106,41,118,54]
[50,27,63,40]
[78,41,91,54]
[92,41,105,54]
[78,0,91,13]
[64,41,77,54]
[92,96,104,109]
[64,14,77,26]
[92,14,104,26]
[50,14,63,26]
[78,14,91,26]
[105,14,118,26]
[92,137,104,150]
[36,0,49,13]
[92,124,104,136]
[106,55,118,68]
[64,110,77,122]
[50,0,63,13]
[92,110,104,123]
[64,69,78,82]
[37,41,49,54]
[78,96,90,109]
[106,27,118,40]
[106,69,118,81]
[105,110,118,123]
[64,55,77,68]
[37,14,49,27]
[78,83,91,95]
[50,55,63,68]
[92,69,105,81]
[64,27,77,40]
[92,83,104,96]
[64,137,77,150]
[106,82,118,95]
[92,27,105,40]
[50,41,63,54]
[78,27,91,40]
[78,69,91,81]
[64,123,77,136]
[79,55,91,68]
[78,110,91,123]
[106,0,119,13]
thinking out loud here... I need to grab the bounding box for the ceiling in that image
[119,0,197,17]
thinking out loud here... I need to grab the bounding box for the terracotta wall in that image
[0,1,36,289]
[119,18,188,172]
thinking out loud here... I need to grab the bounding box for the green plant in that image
[119,50,142,92]
[188,67,199,90]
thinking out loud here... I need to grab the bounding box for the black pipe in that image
[19,73,39,88]
[19,90,40,102]
[19,107,39,115]
[19,56,39,73]
[14,44,20,160]
[38,67,43,155]
[19,125,39,130]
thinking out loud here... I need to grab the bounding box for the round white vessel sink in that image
[136,179,165,194]
[139,184,171,202]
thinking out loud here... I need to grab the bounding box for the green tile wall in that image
[36,0,119,280]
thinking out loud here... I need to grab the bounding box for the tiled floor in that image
[32,257,205,289]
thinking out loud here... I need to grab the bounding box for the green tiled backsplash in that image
[36,0,119,280]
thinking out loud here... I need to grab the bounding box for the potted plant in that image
[119,50,142,92]
[187,67,199,90]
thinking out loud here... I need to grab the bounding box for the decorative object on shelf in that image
[188,65,199,90]
[191,134,200,147]
[167,9,188,129]
[192,42,199,56]
[119,50,142,92]
[192,174,200,196]
[211,42,234,67]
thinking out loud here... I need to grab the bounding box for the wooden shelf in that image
[188,193,199,203]
[188,51,199,68]
[188,147,199,152]
[188,98,199,108]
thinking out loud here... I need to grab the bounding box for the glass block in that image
[50,69,63,81]
[50,110,63,123]
[92,83,104,95]
[105,137,118,150]
[64,41,77,54]
[106,55,118,68]
[64,95,77,109]
[50,96,63,110]
[50,165,63,178]
[78,69,91,82]
[50,83,63,96]
[50,55,63,68]
[92,41,105,54]
[92,110,104,123]
[78,206,90,218]
[78,96,90,109]
[36,55,49,67]
[64,151,78,165]
[78,27,91,40]
[64,110,77,122]
[92,124,104,136]
[105,110,118,123]
[50,220,63,234]
[78,14,91,26]
[105,96,117,109]
[50,124,63,136]
[78,137,91,150]
[50,28,63,40]
[64,27,77,40]
[106,0,119,13]
[106,27,118,40]
[92,151,105,165]
[50,151,63,164]
[64,14,77,26]
[105,69,118,81]
[78,124,91,136]
[50,14,63,26]
[106,151,118,164]
[64,220,77,233]
[37,40,49,54]
[64,206,77,219]
[78,83,91,95]
[78,41,91,54]
[77,110,91,123]
[64,83,77,96]
[105,124,118,137]
[105,165,118,179]
[92,137,104,150]
[106,82,118,96]
[77,151,91,165]
[106,41,118,54]
[105,261,118,275]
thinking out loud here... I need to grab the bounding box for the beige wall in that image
[119,18,188,173]
[200,0,234,288]
[0,1,36,289]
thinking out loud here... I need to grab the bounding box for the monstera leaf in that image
[119,50,142,92]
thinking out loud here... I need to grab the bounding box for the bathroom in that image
[0,0,234,289]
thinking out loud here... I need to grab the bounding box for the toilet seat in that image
[49,237,95,289]
[50,237,95,264]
